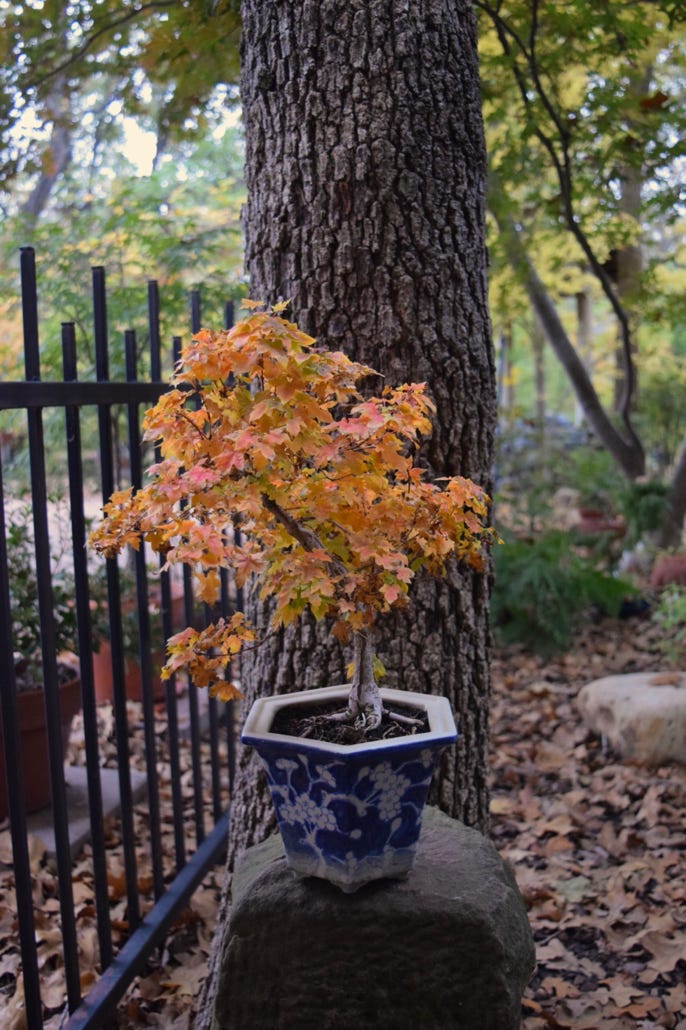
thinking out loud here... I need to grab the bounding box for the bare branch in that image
[260,494,348,578]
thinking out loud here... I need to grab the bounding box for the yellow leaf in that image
[194,569,220,605]
[209,680,242,702]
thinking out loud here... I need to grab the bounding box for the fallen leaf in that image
[555,875,593,902]
[160,960,207,997]
[639,930,686,974]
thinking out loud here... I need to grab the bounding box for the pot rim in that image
[241,684,457,755]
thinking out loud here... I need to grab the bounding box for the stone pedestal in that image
[210,807,535,1030]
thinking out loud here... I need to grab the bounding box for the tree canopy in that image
[0,0,241,205]
[2,0,686,528]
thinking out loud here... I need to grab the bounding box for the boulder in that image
[210,806,535,1030]
[577,672,686,766]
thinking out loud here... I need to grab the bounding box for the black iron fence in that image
[0,248,236,1028]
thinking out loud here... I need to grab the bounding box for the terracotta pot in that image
[91,585,185,704]
[576,508,626,538]
[91,646,165,704]
[0,674,82,819]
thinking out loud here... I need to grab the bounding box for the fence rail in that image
[0,247,235,1028]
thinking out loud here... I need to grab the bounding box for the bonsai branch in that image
[260,493,348,578]
[260,492,383,730]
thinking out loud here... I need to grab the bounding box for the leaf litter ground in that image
[1,609,684,1027]
[491,611,686,1029]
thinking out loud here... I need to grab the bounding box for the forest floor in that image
[2,607,685,1028]
[490,611,686,1030]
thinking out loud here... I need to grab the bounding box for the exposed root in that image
[322,705,423,733]
[271,699,429,744]
[384,708,425,729]
[323,708,356,725]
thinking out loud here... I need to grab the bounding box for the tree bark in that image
[612,64,651,413]
[613,172,643,413]
[574,290,592,426]
[232,0,494,839]
[21,83,72,224]
[531,315,546,430]
[659,430,686,547]
[195,2,495,1020]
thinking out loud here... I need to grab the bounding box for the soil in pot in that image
[271,699,429,745]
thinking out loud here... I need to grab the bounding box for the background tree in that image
[0,0,246,493]
[0,0,241,212]
[478,0,686,539]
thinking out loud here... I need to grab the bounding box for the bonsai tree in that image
[90,305,495,730]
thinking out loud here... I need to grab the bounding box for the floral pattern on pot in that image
[256,741,439,892]
[242,686,458,892]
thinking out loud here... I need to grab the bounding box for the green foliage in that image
[0,122,246,497]
[567,446,625,515]
[87,562,169,664]
[482,0,686,465]
[7,505,78,689]
[616,480,669,548]
[480,0,686,266]
[652,585,686,665]
[565,445,668,547]
[491,530,633,654]
[0,124,246,382]
[635,348,686,469]
[495,415,589,532]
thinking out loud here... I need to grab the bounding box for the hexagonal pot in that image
[241,685,457,893]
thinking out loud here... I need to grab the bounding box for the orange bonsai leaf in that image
[90,305,495,729]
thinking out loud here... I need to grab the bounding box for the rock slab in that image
[210,806,535,1030]
[577,672,686,766]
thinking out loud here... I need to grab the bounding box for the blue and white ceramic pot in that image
[241,685,457,893]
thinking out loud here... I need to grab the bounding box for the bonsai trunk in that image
[348,629,381,728]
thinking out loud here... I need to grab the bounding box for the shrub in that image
[616,480,668,549]
[491,530,634,655]
[651,586,686,666]
[8,505,78,689]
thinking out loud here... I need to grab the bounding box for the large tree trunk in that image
[233,0,494,842]
[195,3,495,1021]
